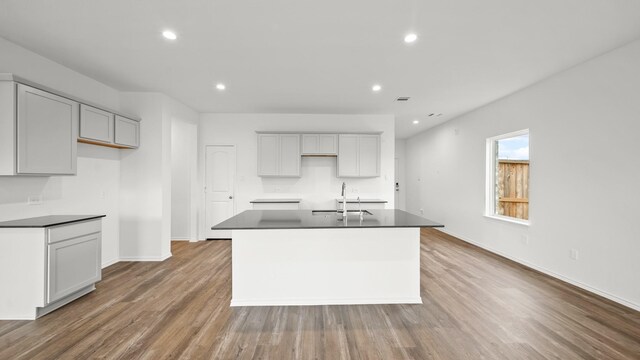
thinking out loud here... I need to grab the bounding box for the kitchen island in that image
[213,209,443,307]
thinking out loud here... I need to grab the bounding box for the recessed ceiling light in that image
[413,120,419,124]
[216,83,226,90]
[162,30,177,40]
[372,84,382,92]
[404,33,418,43]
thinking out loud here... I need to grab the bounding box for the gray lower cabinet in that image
[0,217,103,320]
[114,115,140,148]
[79,104,114,144]
[47,222,101,304]
[16,84,78,175]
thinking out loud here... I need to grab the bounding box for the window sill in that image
[484,214,530,227]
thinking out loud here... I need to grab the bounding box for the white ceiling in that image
[1,0,640,138]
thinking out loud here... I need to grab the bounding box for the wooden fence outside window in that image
[497,160,529,220]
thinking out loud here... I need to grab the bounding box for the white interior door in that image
[205,145,236,239]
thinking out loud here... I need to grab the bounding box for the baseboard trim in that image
[171,237,191,241]
[437,228,640,312]
[119,253,172,262]
[231,297,423,307]
[101,258,120,268]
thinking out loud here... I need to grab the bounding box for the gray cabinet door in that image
[47,232,101,304]
[338,134,359,177]
[279,134,301,177]
[318,134,337,154]
[79,104,114,143]
[257,134,279,176]
[114,115,139,148]
[358,135,380,177]
[16,84,78,175]
[301,134,319,154]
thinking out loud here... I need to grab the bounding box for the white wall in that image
[394,139,406,211]
[198,113,395,239]
[0,36,121,267]
[119,93,199,258]
[171,120,198,241]
[406,39,640,310]
[164,97,200,244]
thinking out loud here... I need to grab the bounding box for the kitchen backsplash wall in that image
[198,113,395,239]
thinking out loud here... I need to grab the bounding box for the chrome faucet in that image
[341,182,347,219]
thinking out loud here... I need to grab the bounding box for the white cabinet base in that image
[231,227,421,306]
[0,219,102,320]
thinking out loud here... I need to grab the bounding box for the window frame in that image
[485,129,530,226]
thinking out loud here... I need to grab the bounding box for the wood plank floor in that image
[0,229,638,359]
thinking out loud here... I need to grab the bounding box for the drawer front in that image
[79,104,114,143]
[47,219,101,244]
[47,232,101,304]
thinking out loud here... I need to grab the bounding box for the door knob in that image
[229,196,233,199]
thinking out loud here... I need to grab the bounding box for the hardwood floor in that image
[0,229,638,359]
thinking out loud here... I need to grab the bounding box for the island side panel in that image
[0,228,46,320]
[231,227,421,306]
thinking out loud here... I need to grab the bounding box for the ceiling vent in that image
[395,97,410,102]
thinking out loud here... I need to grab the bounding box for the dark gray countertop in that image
[250,199,302,203]
[212,209,443,230]
[0,215,106,228]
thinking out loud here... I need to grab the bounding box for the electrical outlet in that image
[570,249,579,260]
[521,235,529,245]
[420,209,424,215]
[27,195,43,205]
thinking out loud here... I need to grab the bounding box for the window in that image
[486,130,530,224]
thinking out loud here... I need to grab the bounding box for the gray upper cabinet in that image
[258,134,279,176]
[337,134,380,178]
[114,115,140,148]
[337,135,359,177]
[16,84,78,175]
[302,134,337,155]
[279,134,301,176]
[357,135,380,177]
[1,74,141,176]
[257,133,301,177]
[79,104,114,144]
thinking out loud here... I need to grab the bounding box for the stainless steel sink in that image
[312,210,373,216]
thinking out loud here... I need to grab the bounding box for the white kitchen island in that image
[213,209,443,307]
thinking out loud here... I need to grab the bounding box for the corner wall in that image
[119,93,199,258]
[406,39,640,310]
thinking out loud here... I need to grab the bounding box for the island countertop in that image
[212,209,443,230]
